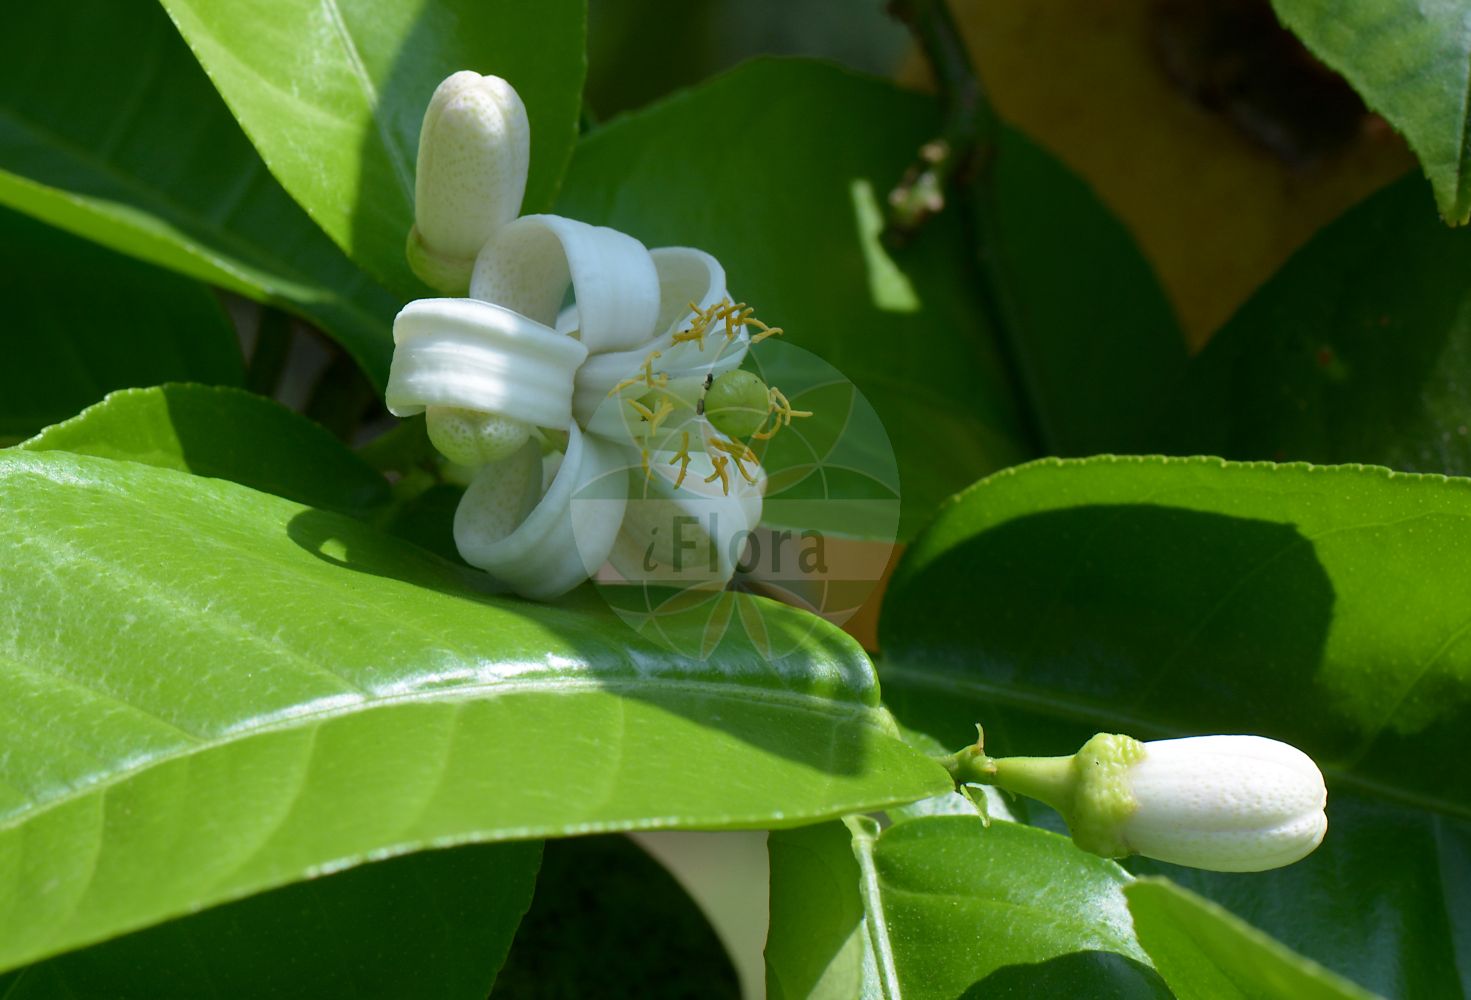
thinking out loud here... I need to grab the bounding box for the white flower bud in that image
[957,732,1327,873]
[1118,735,1327,872]
[407,71,530,295]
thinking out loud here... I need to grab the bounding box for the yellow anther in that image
[608,349,669,397]
[667,430,692,489]
[628,398,656,422]
[647,398,675,436]
[703,454,732,496]
[710,435,756,463]
[709,435,759,485]
[750,384,811,440]
[769,387,812,426]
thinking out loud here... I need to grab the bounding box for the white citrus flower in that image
[390,71,791,599]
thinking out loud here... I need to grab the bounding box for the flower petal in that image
[470,214,660,352]
[385,298,588,429]
[573,248,748,427]
[608,428,765,588]
[454,423,633,600]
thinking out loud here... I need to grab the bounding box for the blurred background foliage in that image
[587,0,1411,347]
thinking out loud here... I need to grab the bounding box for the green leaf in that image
[768,816,1170,1000]
[0,841,538,999]
[765,821,873,1000]
[493,835,739,998]
[158,0,587,294]
[0,448,947,973]
[0,210,242,439]
[880,455,1471,997]
[984,128,1189,456]
[1163,173,1471,476]
[554,58,1032,539]
[0,0,399,384]
[1126,877,1382,1000]
[19,384,390,517]
[1269,0,1471,223]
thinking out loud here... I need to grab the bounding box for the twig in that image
[884,0,999,245]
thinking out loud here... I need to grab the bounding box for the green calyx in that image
[942,729,1143,859]
[1062,733,1143,857]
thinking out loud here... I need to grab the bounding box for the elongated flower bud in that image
[407,71,530,294]
[949,732,1327,872]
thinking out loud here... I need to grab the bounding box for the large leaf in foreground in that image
[1270,0,1471,223]
[0,842,538,999]
[555,58,1031,539]
[880,456,1471,998]
[1163,174,1471,475]
[159,0,586,293]
[767,815,1169,999]
[21,384,389,517]
[0,449,946,973]
[0,0,399,382]
[0,211,241,440]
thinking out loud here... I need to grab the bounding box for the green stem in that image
[886,0,1047,456]
[884,0,999,242]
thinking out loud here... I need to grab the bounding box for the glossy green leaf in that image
[158,0,586,294]
[768,815,1169,1000]
[0,448,947,973]
[983,127,1188,456]
[1126,878,1381,1000]
[880,455,1471,998]
[19,384,389,517]
[1163,173,1471,476]
[0,210,241,440]
[0,0,399,383]
[555,58,1031,539]
[0,841,538,999]
[1269,0,1471,223]
[494,835,738,998]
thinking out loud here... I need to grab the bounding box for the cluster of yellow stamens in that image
[667,430,692,488]
[609,350,669,396]
[605,298,809,496]
[710,435,760,485]
[751,387,812,441]
[670,298,783,349]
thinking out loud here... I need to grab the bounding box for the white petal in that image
[607,429,765,588]
[1121,735,1328,872]
[408,72,529,293]
[470,214,660,352]
[573,247,747,427]
[385,298,587,429]
[447,439,542,547]
[454,423,633,600]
